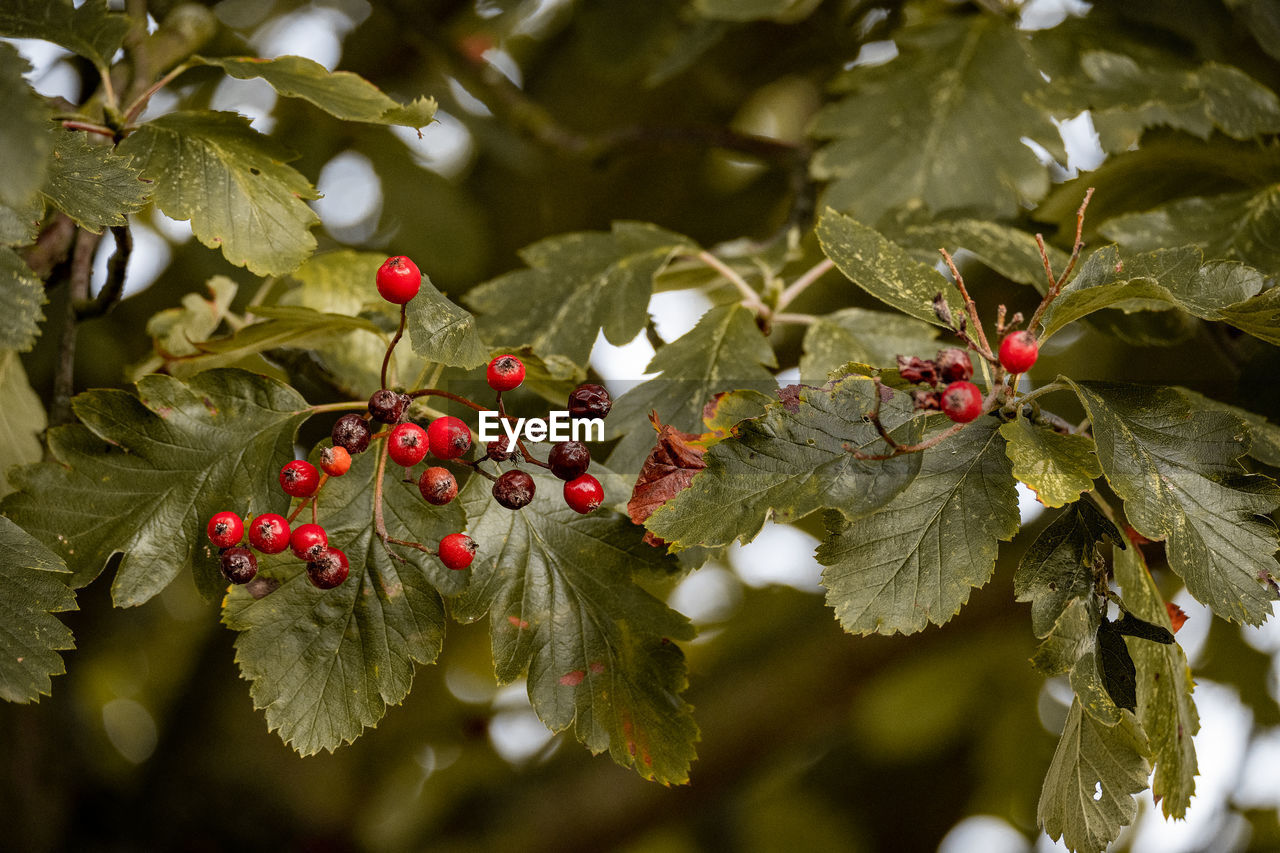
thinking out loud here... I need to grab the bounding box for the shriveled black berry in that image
[368,389,409,423]
[486,439,513,462]
[493,469,536,510]
[548,441,590,481]
[568,383,611,419]
[935,348,973,383]
[220,546,258,584]
[331,413,372,454]
[307,547,349,590]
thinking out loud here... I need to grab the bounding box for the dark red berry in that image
[897,355,938,386]
[248,513,291,554]
[388,422,429,467]
[332,414,372,455]
[999,331,1039,374]
[911,389,941,411]
[319,445,351,477]
[207,511,244,548]
[439,533,477,570]
[290,523,329,561]
[376,255,421,304]
[220,546,258,584]
[280,459,320,498]
[567,383,611,419]
[428,416,471,460]
[486,439,513,461]
[368,389,410,423]
[486,355,526,392]
[935,348,973,383]
[548,441,590,481]
[418,466,458,505]
[307,547,350,590]
[493,469,535,509]
[563,473,604,514]
[940,381,984,424]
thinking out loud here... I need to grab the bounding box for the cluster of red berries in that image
[899,347,984,423]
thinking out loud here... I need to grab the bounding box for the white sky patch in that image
[447,77,494,117]
[91,223,170,299]
[210,75,278,134]
[393,110,476,180]
[252,7,353,71]
[589,329,656,396]
[729,522,823,592]
[651,289,714,342]
[940,815,1032,853]
[1016,481,1047,526]
[7,38,79,101]
[668,564,742,625]
[1019,0,1093,31]
[314,150,383,242]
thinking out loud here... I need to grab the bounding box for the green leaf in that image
[223,444,462,755]
[1073,51,1280,153]
[1,370,309,604]
[1100,185,1280,274]
[1000,417,1101,508]
[0,196,44,246]
[1031,597,1128,726]
[645,374,923,550]
[466,221,696,365]
[1037,700,1150,853]
[117,111,319,276]
[1177,387,1280,468]
[193,55,437,129]
[41,130,149,233]
[1215,285,1280,346]
[810,14,1063,221]
[405,273,489,369]
[817,418,1020,636]
[0,516,76,703]
[0,0,129,71]
[1015,500,1122,638]
[1113,612,1174,645]
[891,218,1071,290]
[131,276,238,378]
[1067,380,1280,625]
[452,467,698,784]
[1096,617,1138,713]
[0,247,46,351]
[799,307,939,382]
[0,350,46,498]
[1113,544,1200,818]
[815,209,962,326]
[0,43,51,207]
[692,0,821,22]
[607,303,777,475]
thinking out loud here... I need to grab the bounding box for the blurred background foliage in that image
[5,0,1280,850]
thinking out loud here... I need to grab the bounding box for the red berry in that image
[567,383,611,419]
[368,389,410,424]
[438,532,477,570]
[248,513,291,554]
[940,381,984,424]
[486,439,513,462]
[493,469,535,509]
[376,255,421,304]
[290,523,329,561]
[279,459,320,498]
[935,348,973,383]
[307,547,349,589]
[486,354,526,392]
[999,331,1039,374]
[388,422,429,467]
[563,473,604,514]
[428,416,471,460]
[319,445,351,477]
[207,511,244,548]
[332,414,372,455]
[418,466,458,505]
[548,441,590,481]
[220,546,258,584]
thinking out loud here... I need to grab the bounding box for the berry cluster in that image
[205,254,615,590]
[898,347,984,424]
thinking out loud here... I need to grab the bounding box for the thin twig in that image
[696,250,767,315]
[380,303,407,390]
[939,249,994,358]
[50,229,103,426]
[307,400,369,414]
[123,61,191,125]
[775,258,835,312]
[1028,187,1094,335]
[408,388,488,412]
[496,391,551,469]
[772,313,817,326]
[75,225,132,320]
[61,120,116,138]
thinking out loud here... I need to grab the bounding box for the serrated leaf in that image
[1178,387,1280,467]
[1037,700,1150,853]
[607,303,777,476]
[1215,285,1280,346]
[1,370,309,604]
[816,209,963,326]
[817,418,1020,636]
[466,221,696,365]
[0,516,76,703]
[0,196,44,246]
[1016,500,1122,638]
[810,14,1063,220]
[628,415,706,547]
[452,467,698,784]
[891,218,1072,291]
[223,443,462,755]
[1067,380,1280,625]
[1096,617,1138,713]
[1073,51,1280,153]
[1000,417,1101,508]
[800,307,939,382]
[0,350,46,498]
[117,111,319,276]
[131,276,238,377]
[0,0,128,72]
[0,247,46,351]
[646,375,923,550]
[1100,185,1280,274]
[692,0,821,22]
[1113,544,1199,818]
[41,130,150,232]
[0,43,51,207]
[194,55,437,129]
[405,273,489,369]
